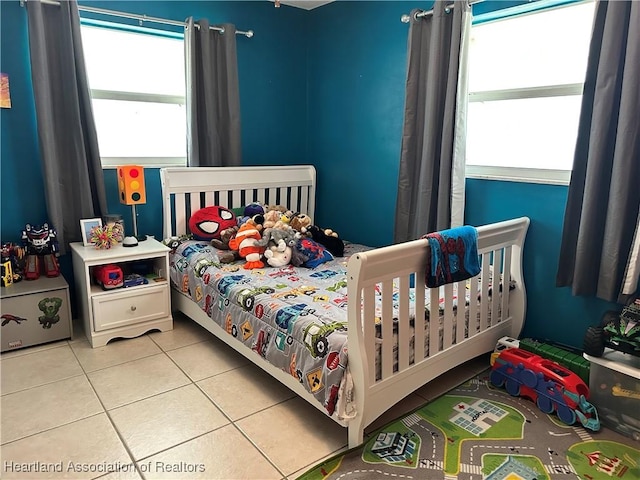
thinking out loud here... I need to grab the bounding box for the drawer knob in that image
[130,306,137,312]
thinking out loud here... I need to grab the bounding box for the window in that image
[80,23,187,167]
[466,1,596,184]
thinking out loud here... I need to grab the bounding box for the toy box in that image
[584,349,640,441]
[0,276,72,352]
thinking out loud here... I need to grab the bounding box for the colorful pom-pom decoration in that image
[90,224,120,250]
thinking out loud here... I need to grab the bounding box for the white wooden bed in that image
[160,165,530,448]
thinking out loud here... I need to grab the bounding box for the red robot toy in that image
[21,223,60,280]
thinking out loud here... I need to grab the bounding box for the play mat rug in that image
[298,370,640,480]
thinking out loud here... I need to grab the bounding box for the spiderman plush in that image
[21,223,60,280]
[189,206,237,241]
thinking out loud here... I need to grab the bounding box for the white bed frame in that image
[160,165,530,448]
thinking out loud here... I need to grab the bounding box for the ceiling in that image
[271,0,335,10]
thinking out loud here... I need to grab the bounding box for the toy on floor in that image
[490,347,600,431]
[21,223,60,279]
[583,299,640,357]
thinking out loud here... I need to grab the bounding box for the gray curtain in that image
[394,0,470,243]
[26,0,107,255]
[185,18,242,167]
[557,0,640,303]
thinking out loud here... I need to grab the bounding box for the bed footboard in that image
[160,166,530,450]
[346,217,529,447]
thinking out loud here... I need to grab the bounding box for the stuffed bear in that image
[306,225,345,257]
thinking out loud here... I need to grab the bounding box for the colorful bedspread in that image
[170,241,369,417]
[169,240,511,419]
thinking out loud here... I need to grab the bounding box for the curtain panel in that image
[394,0,471,243]
[26,0,107,254]
[557,0,640,303]
[185,18,242,167]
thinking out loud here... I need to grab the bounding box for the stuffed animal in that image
[163,234,193,253]
[291,237,334,268]
[228,219,265,269]
[210,225,240,263]
[189,206,237,241]
[306,225,345,257]
[264,243,293,267]
[280,210,297,225]
[256,226,296,250]
[262,209,282,229]
[289,213,312,233]
[237,203,265,226]
[263,204,287,214]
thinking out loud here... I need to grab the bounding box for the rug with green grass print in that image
[297,370,640,480]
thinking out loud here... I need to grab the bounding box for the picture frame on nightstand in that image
[80,218,102,246]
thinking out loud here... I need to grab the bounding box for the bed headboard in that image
[160,165,317,239]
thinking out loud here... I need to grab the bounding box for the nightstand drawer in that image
[92,285,169,332]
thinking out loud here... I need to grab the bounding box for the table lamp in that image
[117,165,147,247]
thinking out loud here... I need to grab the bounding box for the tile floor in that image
[1,313,488,480]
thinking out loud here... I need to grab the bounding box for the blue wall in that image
[0,0,620,348]
[1,0,309,244]
[304,0,618,348]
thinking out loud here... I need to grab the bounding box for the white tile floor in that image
[1,313,488,480]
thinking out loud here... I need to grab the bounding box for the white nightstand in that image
[70,237,173,347]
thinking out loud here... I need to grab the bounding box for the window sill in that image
[101,157,187,168]
[465,165,571,186]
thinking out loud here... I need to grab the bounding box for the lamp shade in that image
[117,165,146,205]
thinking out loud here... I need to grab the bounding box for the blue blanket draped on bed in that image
[422,226,481,288]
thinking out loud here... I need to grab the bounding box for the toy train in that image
[495,336,591,384]
[490,347,600,431]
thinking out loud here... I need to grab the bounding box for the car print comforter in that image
[170,240,370,417]
[169,240,510,419]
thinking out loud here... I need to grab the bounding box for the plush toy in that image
[263,204,287,214]
[210,225,240,263]
[163,234,192,253]
[289,213,312,233]
[280,210,295,225]
[237,203,265,226]
[228,219,265,269]
[264,243,293,267]
[291,237,334,268]
[256,226,296,250]
[189,206,237,241]
[262,209,282,229]
[244,202,264,217]
[306,225,345,257]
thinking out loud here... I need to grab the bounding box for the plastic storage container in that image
[584,349,640,441]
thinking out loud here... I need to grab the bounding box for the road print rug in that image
[297,370,640,480]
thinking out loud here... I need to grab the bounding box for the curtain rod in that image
[21,0,255,38]
[401,0,483,23]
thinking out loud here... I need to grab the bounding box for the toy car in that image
[583,299,640,357]
[123,274,148,288]
[94,264,123,290]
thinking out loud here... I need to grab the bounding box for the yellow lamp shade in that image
[117,165,146,205]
